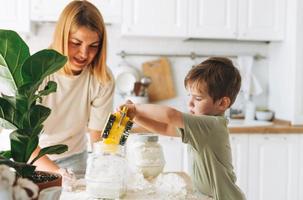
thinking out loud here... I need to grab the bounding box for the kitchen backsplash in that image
[23,23,269,112]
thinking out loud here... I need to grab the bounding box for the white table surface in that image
[60,172,212,200]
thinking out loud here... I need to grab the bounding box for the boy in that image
[121,57,245,200]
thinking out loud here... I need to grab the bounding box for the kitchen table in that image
[60,172,212,200]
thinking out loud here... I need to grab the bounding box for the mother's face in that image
[68,26,100,74]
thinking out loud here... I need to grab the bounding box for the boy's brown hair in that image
[184,57,241,107]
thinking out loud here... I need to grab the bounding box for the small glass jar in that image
[86,143,127,199]
[127,134,165,179]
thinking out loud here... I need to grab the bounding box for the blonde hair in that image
[51,0,111,84]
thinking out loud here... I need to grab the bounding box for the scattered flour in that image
[124,171,204,200]
[155,173,188,199]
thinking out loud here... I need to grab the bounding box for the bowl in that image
[255,111,274,121]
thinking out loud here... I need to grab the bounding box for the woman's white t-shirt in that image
[39,68,114,160]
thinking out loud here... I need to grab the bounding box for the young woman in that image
[31,0,114,179]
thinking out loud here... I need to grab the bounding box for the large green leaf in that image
[0,55,17,96]
[10,130,30,162]
[0,97,18,129]
[21,49,67,87]
[30,144,68,165]
[0,94,27,129]
[0,50,7,66]
[29,105,51,129]
[19,81,57,106]
[38,81,57,97]
[24,135,39,163]
[0,29,30,87]
[0,150,11,159]
[10,129,42,163]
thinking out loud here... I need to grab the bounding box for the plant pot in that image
[31,171,62,200]
[32,171,62,191]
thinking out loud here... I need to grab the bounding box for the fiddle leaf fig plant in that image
[0,29,68,178]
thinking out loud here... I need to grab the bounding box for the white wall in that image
[23,23,270,112]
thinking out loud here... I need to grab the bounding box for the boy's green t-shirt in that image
[177,113,246,200]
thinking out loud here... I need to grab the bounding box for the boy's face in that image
[186,83,221,116]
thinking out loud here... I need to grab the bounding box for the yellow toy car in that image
[101,106,133,146]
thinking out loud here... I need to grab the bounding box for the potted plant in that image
[0,164,39,199]
[0,29,68,196]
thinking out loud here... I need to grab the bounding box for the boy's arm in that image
[125,103,184,128]
[134,114,179,137]
[122,102,184,136]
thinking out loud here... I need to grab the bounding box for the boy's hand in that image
[119,100,136,120]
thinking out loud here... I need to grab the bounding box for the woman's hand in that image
[57,168,77,191]
[119,100,136,120]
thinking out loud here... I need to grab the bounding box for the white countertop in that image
[60,172,212,200]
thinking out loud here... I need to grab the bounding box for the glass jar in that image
[127,134,165,179]
[85,143,127,199]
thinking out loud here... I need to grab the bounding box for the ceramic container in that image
[127,134,165,179]
[255,110,274,121]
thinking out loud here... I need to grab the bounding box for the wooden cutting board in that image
[142,57,176,102]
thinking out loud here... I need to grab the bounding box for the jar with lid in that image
[85,143,127,199]
[127,134,165,179]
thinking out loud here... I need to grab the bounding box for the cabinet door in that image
[121,0,187,37]
[158,136,184,172]
[238,0,286,41]
[230,134,249,197]
[0,0,30,32]
[31,0,120,23]
[300,135,303,200]
[30,0,70,21]
[91,0,122,23]
[248,134,299,200]
[188,0,237,39]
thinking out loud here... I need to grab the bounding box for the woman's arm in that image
[30,146,60,172]
[88,129,101,143]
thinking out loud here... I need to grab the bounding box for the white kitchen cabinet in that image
[248,134,299,200]
[299,136,303,200]
[90,0,121,23]
[30,0,69,22]
[30,0,121,23]
[122,0,285,41]
[188,0,237,39]
[121,0,188,37]
[238,0,286,41]
[158,135,184,172]
[0,0,30,33]
[230,135,249,197]
[189,0,285,41]
[230,134,301,200]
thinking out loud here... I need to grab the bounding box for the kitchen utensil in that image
[115,61,139,96]
[142,57,176,102]
[133,81,142,96]
[139,76,151,96]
